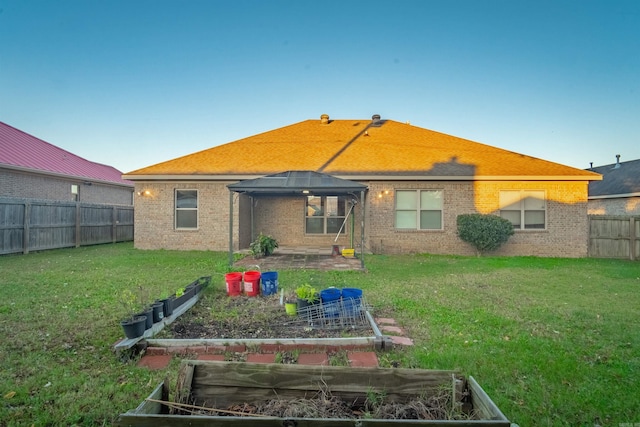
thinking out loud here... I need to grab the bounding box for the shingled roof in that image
[0,121,132,186]
[228,170,367,196]
[124,115,601,181]
[588,157,640,198]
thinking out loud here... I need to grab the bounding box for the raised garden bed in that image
[116,361,515,426]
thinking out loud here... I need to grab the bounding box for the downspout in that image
[228,191,234,267]
[360,190,365,269]
[350,200,355,249]
[250,196,255,244]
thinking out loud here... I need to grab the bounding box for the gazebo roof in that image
[227,170,367,196]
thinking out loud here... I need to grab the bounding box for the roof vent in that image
[320,114,330,124]
[371,114,381,123]
[613,154,621,169]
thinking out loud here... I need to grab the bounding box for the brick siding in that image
[1,169,133,205]
[588,197,640,215]
[133,180,590,257]
[133,181,238,251]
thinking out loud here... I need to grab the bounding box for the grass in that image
[0,243,638,425]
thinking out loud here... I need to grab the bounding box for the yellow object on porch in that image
[342,248,355,258]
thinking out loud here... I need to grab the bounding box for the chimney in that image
[320,114,330,124]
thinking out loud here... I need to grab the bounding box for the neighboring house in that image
[0,121,134,205]
[587,156,640,215]
[123,114,601,258]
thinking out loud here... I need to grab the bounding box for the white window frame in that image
[395,189,443,230]
[175,189,198,230]
[71,184,79,201]
[499,190,546,230]
[305,195,348,235]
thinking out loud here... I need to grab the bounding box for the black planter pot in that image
[186,276,212,296]
[160,297,174,317]
[151,301,164,323]
[121,315,147,339]
[136,307,153,329]
[173,286,195,309]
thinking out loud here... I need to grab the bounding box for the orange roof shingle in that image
[125,118,600,180]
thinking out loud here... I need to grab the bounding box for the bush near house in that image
[249,233,279,258]
[457,213,514,256]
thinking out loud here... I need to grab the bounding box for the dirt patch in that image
[171,388,472,420]
[160,293,374,340]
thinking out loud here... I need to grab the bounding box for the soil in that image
[161,292,374,340]
[173,388,473,420]
[161,292,475,420]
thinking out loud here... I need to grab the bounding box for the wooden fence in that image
[0,197,134,255]
[588,215,640,260]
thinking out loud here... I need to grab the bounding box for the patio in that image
[233,246,365,271]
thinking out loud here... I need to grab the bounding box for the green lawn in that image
[0,243,638,426]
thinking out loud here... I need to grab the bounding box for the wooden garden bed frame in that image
[117,361,517,426]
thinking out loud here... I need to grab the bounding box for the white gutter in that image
[589,192,640,200]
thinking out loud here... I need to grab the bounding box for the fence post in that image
[23,202,31,254]
[75,203,81,248]
[112,206,118,243]
[631,217,636,261]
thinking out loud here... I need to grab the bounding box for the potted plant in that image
[158,290,175,317]
[249,233,279,258]
[150,300,164,323]
[295,284,320,320]
[119,289,147,339]
[296,284,319,307]
[131,285,153,329]
[284,292,297,316]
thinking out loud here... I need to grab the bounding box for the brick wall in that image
[133,181,238,251]
[133,179,591,257]
[1,169,133,205]
[251,197,356,249]
[588,197,640,215]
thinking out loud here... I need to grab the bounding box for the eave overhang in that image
[122,173,602,182]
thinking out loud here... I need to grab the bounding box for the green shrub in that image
[249,232,279,257]
[456,213,514,256]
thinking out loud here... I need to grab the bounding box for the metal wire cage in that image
[293,295,372,330]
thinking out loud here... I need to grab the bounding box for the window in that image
[500,190,546,229]
[71,184,79,201]
[175,190,198,229]
[395,190,443,230]
[305,195,347,234]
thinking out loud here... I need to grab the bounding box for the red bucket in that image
[243,271,261,297]
[225,272,242,297]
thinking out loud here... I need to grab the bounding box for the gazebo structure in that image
[227,171,368,268]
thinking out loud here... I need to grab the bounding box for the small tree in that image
[456,213,514,256]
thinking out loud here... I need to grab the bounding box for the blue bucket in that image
[261,271,278,296]
[341,288,363,317]
[320,288,342,318]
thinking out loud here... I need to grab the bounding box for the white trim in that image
[394,189,444,231]
[589,192,640,200]
[499,189,547,230]
[175,189,199,230]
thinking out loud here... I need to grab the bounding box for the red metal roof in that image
[0,121,132,186]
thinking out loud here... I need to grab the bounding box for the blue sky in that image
[1,0,638,173]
